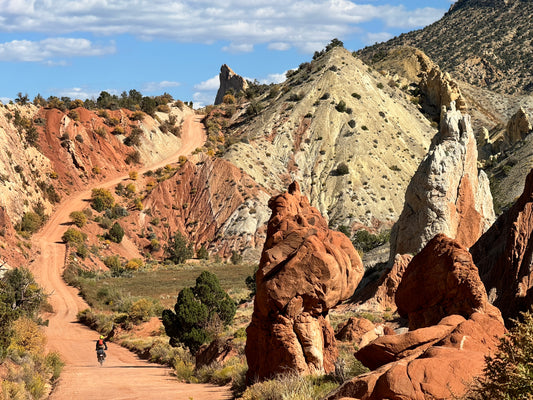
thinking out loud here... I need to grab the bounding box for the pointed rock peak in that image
[390,105,495,258]
[214,64,248,105]
[440,101,473,141]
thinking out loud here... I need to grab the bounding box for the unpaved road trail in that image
[31,115,231,400]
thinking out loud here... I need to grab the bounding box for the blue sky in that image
[0,0,456,107]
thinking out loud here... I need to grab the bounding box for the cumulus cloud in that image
[381,6,445,28]
[194,75,220,91]
[222,42,254,53]
[0,38,115,62]
[0,1,447,53]
[142,81,181,93]
[268,42,291,51]
[55,87,101,100]
[192,91,215,109]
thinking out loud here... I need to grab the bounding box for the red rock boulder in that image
[326,313,505,400]
[350,254,412,312]
[471,168,533,324]
[335,317,376,345]
[245,182,364,383]
[396,234,502,330]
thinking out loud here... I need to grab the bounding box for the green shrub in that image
[162,271,236,354]
[197,245,209,260]
[230,250,243,265]
[61,228,87,245]
[335,162,350,176]
[18,212,43,234]
[69,211,87,228]
[335,100,347,113]
[91,188,115,212]
[107,222,125,243]
[352,229,390,252]
[166,232,193,264]
[467,311,533,399]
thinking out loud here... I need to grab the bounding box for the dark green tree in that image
[166,232,193,264]
[162,271,235,353]
[107,222,125,243]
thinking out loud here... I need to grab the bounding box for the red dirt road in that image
[31,116,231,399]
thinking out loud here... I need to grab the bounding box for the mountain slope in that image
[223,47,436,231]
[358,0,533,95]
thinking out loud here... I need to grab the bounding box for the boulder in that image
[195,337,238,369]
[245,182,364,383]
[335,317,375,344]
[327,313,505,400]
[214,64,248,105]
[390,102,495,258]
[350,254,412,312]
[396,234,502,330]
[471,168,533,323]
[326,234,506,400]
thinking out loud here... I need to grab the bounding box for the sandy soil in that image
[31,115,231,400]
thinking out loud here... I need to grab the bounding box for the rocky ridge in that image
[224,46,436,231]
[471,168,533,323]
[124,154,272,259]
[358,0,533,95]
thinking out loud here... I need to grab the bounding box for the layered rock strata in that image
[471,168,533,323]
[390,102,495,258]
[245,182,364,383]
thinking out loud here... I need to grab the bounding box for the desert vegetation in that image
[0,268,64,399]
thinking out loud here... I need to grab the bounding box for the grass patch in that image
[71,262,255,309]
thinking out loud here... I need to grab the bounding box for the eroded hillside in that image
[223,47,436,231]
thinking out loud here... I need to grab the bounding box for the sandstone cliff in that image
[245,182,364,382]
[390,102,495,257]
[214,64,248,105]
[326,234,505,400]
[471,168,533,323]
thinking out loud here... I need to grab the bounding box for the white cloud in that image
[364,32,393,45]
[0,1,447,53]
[222,43,254,53]
[267,42,291,51]
[381,6,445,29]
[0,97,12,104]
[259,71,288,84]
[56,87,100,100]
[0,38,115,62]
[142,81,181,93]
[194,75,220,91]
[192,91,215,109]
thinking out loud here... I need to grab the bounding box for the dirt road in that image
[31,115,231,400]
